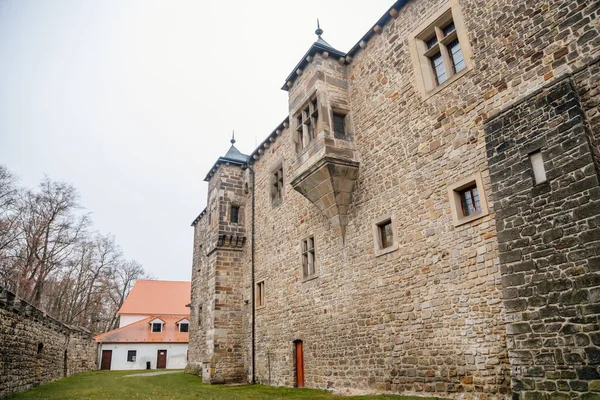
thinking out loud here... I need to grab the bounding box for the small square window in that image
[179,323,189,333]
[301,236,316,279]
[152,323,162,333]
[230,205,240,223]
[448,172,489,227]
[256,281,265,307]
[333,113,346,136]
[373,213,398,257]
[530,151,547,185]
[127,350,136,362]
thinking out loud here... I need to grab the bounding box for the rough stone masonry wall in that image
[237,0,599,399]
[0,285,97,398]
[485,73,600,400]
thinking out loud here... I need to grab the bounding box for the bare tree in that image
[0,165,150,333]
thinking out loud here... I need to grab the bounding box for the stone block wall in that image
[0,285,97,398]
[189,0,600,398]
[485,73,600,400]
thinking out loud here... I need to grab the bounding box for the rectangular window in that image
[179,323,189,333]
[295,97,319,152]
[127,350,136,362]
[272,166,284,205]
[152,323,162,333]
[378,220,394,249]
[459,186,481,217]
[230,205,239,223]
[530,151,547,184]
[256,281,265,307]
[409,4,471,96]
[301,236,316,278]
[447,172,489,226]
[333,112,346,136]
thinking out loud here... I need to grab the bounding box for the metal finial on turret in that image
[231,130,236,144]
[315,18,323,38]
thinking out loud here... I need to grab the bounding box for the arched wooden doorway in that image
[294,340,304,388]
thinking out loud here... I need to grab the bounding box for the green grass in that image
[8,370,437,400]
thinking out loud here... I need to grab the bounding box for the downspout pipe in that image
[247,163,256,384]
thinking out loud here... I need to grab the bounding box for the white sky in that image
[0,0,392,281]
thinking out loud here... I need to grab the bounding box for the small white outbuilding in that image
[94,280,191,370]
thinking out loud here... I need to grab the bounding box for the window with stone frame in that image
[256,281,265,307]
[230,205,240,223]
[272,165,284,206]
[127,350,136,362]
[294,97,319,152]
[179,322,189,333]
[301,236,316,279]
[447,172,489,226]
[373,213,398,257]
[409,1,472,96]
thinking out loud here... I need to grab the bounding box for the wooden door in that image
[157,349,167,369]
[101,350,112,370]
[295,341,304,388]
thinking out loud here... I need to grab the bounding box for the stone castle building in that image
[187,0,600,398]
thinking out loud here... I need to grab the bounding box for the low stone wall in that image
[0,285,98,398]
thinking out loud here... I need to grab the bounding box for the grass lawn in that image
[8,370,438,400]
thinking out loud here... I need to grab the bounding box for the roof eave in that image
[203,156,248,182]
[347,0,407,58]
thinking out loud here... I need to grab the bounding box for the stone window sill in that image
[302,274,319,283]
[454,210,488,227]
[375,243,399,258]
[424,67,472,101]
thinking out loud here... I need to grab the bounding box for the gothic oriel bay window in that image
[301,236,316,278]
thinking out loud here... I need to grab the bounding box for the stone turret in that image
[189,135,248,384]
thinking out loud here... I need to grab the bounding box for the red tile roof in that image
[118,280,191,316]
[94,316,189,343]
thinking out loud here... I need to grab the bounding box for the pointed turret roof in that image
[204,132,249,181]
[281,21,347,91]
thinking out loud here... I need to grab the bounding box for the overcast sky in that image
[0,0,392,281]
